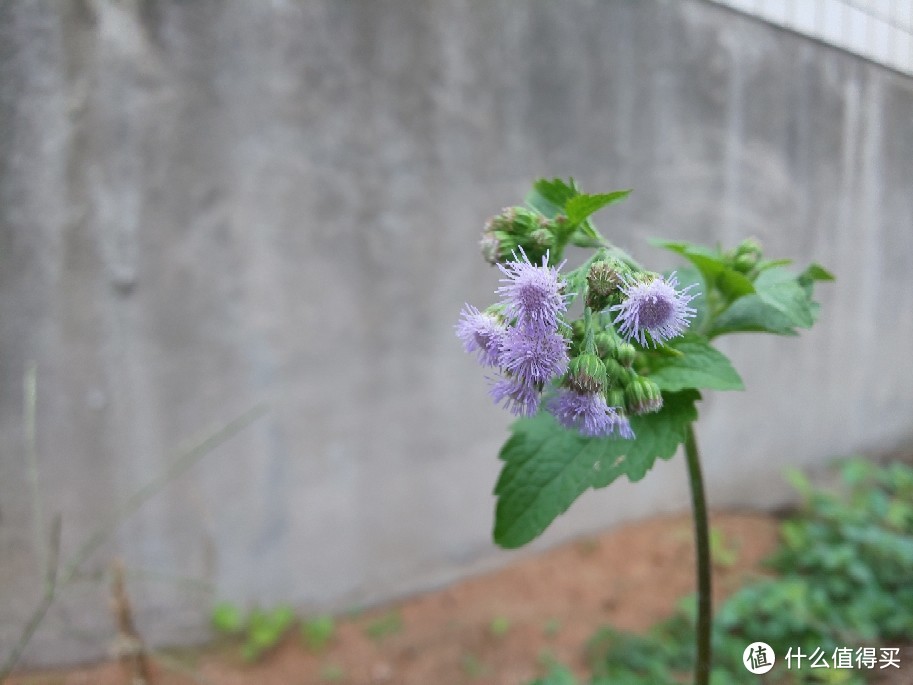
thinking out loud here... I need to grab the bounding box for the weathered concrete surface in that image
[1,0,911,666]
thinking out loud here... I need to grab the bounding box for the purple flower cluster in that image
[457,249,640,439]
[548,389,634,439]
[456,249,569,417]
[610,272,698,347]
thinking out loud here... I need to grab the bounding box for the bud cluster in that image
[564,316,665,436]
[549,344,634,438]
[480,206,570,266]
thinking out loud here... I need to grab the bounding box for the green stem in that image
[684,423,712,685]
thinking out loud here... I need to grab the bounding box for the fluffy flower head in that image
[610,272,698,347]
[496,248,567,329]
[499,322,569,384]
[489,374,541,417]
[548,389,634,439]
[610,411,635,440]
[455,304,506,367]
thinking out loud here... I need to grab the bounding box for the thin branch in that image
[0,515,61,684]
[110,559,153,684]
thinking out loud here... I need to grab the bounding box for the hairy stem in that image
[685,423,712,685]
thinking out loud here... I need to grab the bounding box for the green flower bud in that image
[595,332,618,360]
[735,237,763,258]
[604,358,632,386]
[480,230,520,265]
[605,388,626,410]
[732,238,763,272]
[616,342,636,368]
[484,207,515,234]
[586,260,624,311]
[572,318,587,339]
[733,253,756,273]
[484,206,544,237]
[565,353,607,393]
[626,377,663,415]
[530,227,554,251]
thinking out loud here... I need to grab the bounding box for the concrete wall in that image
[1,0,911,666]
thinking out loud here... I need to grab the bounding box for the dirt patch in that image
[7,512,783,685]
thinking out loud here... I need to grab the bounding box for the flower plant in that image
[457,178,833,684]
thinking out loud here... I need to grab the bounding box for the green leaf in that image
[565,191,631,225]
[715,268,755,300]
[529,664,579,685]
[708,294,799,337]
[211,602,245,634]
[756,258,793,272]
[365,612,403,640]
[525,178,579,219]
[493,391,699,548]
[708,265,826,338]
[645,337,744,392]
[302,615,335,650]
[651,240,726,281]
[799,263,835,283]
[651,239,754,301]
[754,267,815,328]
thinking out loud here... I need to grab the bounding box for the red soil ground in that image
[8,511,908,685]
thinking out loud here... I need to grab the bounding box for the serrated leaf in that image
[565,191,631,225]
[525,178,579,219]
[493,390,699,548]
[645,337,744,392]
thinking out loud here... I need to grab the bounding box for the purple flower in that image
[496,248,567,329]
[455,304,506,367]
[499,322,569,384]
[610,412,636,440]
[489,374,541,417]
[547,389,632,438]
[609,272,698,347]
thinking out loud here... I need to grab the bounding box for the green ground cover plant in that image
[210,602,296,662]
[531,458,913,684]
